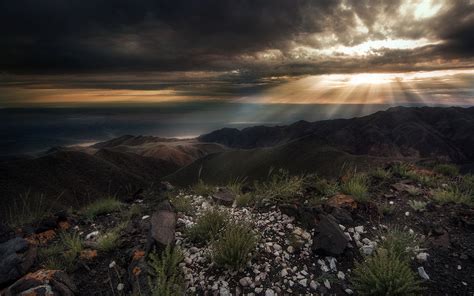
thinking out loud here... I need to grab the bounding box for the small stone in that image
[141,215,150,220]
[457,265,462,270]
[360,245,375,256]
[273,243,282,251]
[265,288,275,296]
[345,288,354,294]
[85,231,99,240]
[324,279,331,289]
[337,271,345,280]
[239,277,252,287]
[298,279,307,287]
[117,283,124,291]
[416,252,429,262]
[405,211,410,217]
[354,226,364,234]
[280,269,288,277]
[418,267,430,280]
[109,261,116,268]
[255,288,263,293]
[287,246,294,253]
[310,280,319,290]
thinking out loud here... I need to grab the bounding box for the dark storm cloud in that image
[0,0,472,75]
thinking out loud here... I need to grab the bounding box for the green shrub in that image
[378,227,419,261]
[227,177,247,196]
[170,195,193,215]
[235,193,254,207]
[83,197,122,219]
[37,231,83,271]
[211,221,257,270]
[371,167,392,180]
[191,180,214,196]
[408,200,427,212]
[312,178,340,197]
[97,230,121,252]
[460,174,474,195]
[186,208,228,243]
[341,173,370,202]
[378,202,395,216]
[391,163,412,178]
[352,250,423,296]
[434,164,459,177]
[253,169,305,205]
[432,185,471,205]
[5,191,60,227]
[148,246,185,296]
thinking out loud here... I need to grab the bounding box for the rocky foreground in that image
[1,163,474,295]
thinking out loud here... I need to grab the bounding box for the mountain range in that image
[1,106,473,215]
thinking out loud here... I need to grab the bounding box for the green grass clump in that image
[351,250,423,296]
[148,246,185,296]
[83,197,123,219]
[378,202,395,216]
[432,185,471,205]
[408,200,428,212]
[378,227,419,261]
[434,164,459,177]
[170,195,193,215]
[38,231,83,271]
[252,169,305,205]
[391,163,412,178]
[226,177,246,196]
[312,178,340,197]
[341,173,370,202]
[460,174,474,195]
[191,179,214,196]
[97,230,121,252]
[371,167,392,180]
[211,221,257,270]
[186,208,228,243]
[5,191,61,227]
[235,193,254,207]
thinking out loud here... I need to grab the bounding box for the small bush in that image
[227,177,246,196]
[5,191,60,227]
[312,178,340,197]
[211,221,257,270]
[191,180,214,196]
[460,174,474,196]
[391,163,412,178]
[352,250,423,296]
[148,246,185,296]
[371,167,392,180]
[253,169,305,205]
[406,186,421,196]
[341,173,370,202]
[186,208,228,243]
[97,230,121,252]
[170,195,193,215]
[235,193,254,207]
[378,227,419,261]
[432,185,471,205]
[408,200,427,212]
[83,197,122,219]
[434,164,459,177]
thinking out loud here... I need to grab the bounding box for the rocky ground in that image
[1,163,474,295]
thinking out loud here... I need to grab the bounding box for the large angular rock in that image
[147,200,177,253]
[212,187,235,206]
[0,237,37,286]
[312,214,348,256]
[3,269,77,296]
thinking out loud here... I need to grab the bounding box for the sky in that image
[0,0,473,107]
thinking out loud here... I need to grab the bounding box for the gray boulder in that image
[312,214,348,256]
[0,237,37,286]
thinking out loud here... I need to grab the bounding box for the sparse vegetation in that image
[378,227,419,261]
[432,185,471,205]
[406,186,421,196]
[341,173,370,202]
[434,163,459,177]
[38,231,84,271]
[226,177,246,196]
[5,191,62,227]
[211,221,257,270]
[148,246,185,296]
[391,163,412,178]
[378,201,395,216]
[352,250,423,296]
[97,230,121,252]
[371,167,392,180]
[235,193,254,207]
[170,195,193,215]
[191,179,214,196]
[311,177,340,197]
[186,208,228,243]
[408,200,428,212]
[83,197,123,219]
[252,169,305,205]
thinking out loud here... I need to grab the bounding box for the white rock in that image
[141,215,150,220]
[280,269,288,277]
[310,280,319,290]
[418,267,430,280]
[298,279,308,287]
[219,286,231,296]
[273,243,282,251]
[345,288,354,294]
[360,245,375,256]
[416,252,429,262]
[255,288,263,293]
[337,271,345,280]
[405,211,410,217]
[85,231,99,240]
[353,232,361,241]
[324,279,331,289]
[287,246,294,253]
[339,224,346,231]
[116,283,124,291]
[348,227,354,233]
[265,288,275,296]
[457,265,462,270]
[108,261,116,268]
[362,238,372,245]
[354,226,364,234]
[239,277,252,287]
[328,257,337,271]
